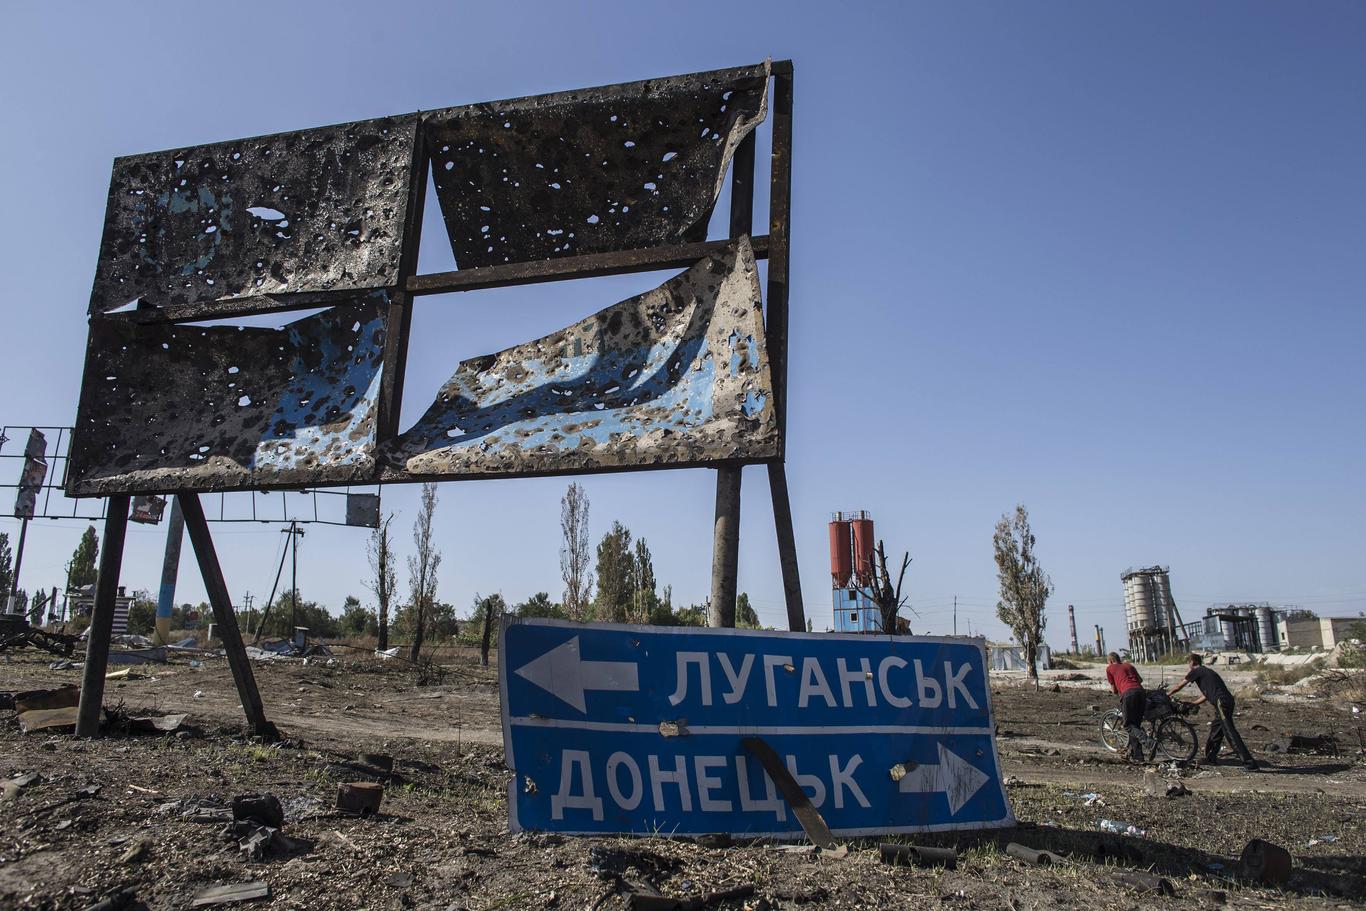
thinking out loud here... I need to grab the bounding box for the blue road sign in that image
[500,620,1014,837]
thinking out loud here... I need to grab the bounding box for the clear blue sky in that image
[1,1,1363,642]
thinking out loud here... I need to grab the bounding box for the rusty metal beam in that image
[405,236,770,298]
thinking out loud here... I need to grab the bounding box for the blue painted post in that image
[154,497,185,644]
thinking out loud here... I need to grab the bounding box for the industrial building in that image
[829,511,882,633]
[1121,566,1188,661]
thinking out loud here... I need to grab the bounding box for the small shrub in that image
[1255,658,1324,687]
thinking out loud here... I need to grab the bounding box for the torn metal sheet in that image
[424,63,769,269]
[88,116,419,314]
[66,297,387,495]
[384,237,777,480]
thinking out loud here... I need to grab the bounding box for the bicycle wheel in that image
[1099,709,1127,753]
[1153,716,1198,763]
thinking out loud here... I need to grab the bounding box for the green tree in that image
[367,515,398,651]
[127,590,158,635]
[515,592,565,619]
[257,590,339,639]
[67,526,100,589]
[475,593,507,667]
[993,505,1052,687]
[559,483,593,621]
[630,537,658,624]
[339,595,377,638]
[736,592,760,629]
[594,521,635,622]
[406,483,442,661]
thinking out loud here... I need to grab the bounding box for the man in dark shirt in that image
[1171,653,1257,770]
[1105,652,1152,761]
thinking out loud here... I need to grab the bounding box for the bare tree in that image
[407,483,442,663]
[993,505,1052,687]
[366,514,397,651]
[559,482,593,621]
[476,593,506,667]
[869,540,912,634]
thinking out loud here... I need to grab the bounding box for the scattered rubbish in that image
[118,839,150,864]
[106,647,167,665]
[1002,775,1025,788]
[232,793,285,828]
[375,646,401,659]
[1307,835,1338,847]
[1098,819,1146,837]
[233,821,303,861]
[280,794,324,821]
[1113,870,1175,896]
[337,781,384,815]
[385,872,415,889]
[105,667,146,681]
[174,637,198,648]
[125,713,189,735]
[14,685,80,713]
[358,753,394,773]
[1240,838,1292,885]
[878,843,957,869]
[623,885,756,911]
[19,705,80,734]
[194,690,205,699]
[1083,793,1105,807]
[190,880,270,907]
[83,887,139,911]
[189,660,203,669]
[1272,734,1339,756]
[2,771,41,800]
[49,658,78,670]
[1005,843,1062,865]
[1165,781,1191,798]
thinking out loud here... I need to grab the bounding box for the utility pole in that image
[953,595,958,637]
[284,522,305,635]
[8,517,29,614]
[242,592,254,632]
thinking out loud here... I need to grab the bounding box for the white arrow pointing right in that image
[896,743,991,815]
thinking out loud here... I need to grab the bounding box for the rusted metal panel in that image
[423,63,769,269]
[66,297,387,495]
[382,237,777,480]
[88,116,420,315]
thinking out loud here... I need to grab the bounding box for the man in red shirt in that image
[1106,652,1152,761]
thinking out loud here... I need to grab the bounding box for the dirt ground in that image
[2,648,1363,910]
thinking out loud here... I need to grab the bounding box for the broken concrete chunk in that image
[190,881,270,907]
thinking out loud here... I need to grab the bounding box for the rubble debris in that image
[190,880,271,907]
[623,885,756,911]
[878,843,958,870]
[2,771,41,800]
[358,752,394,773]
[232,793,285,828]
[1240,838,1293,885]
[14,684,80,713]
[1005,843,1062,865]
[83,887,139,911]
[1098,818,1146,837]
[1113,870,1176,896]
[1271,734,1339,756]
[19,705,80,734]
[336,781,384,815]
[125,712,189,735]
[118,839,150,864]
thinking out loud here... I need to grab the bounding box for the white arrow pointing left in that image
[514,636,639,713]
[897,743,991,815]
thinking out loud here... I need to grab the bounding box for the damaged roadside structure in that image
[65,63,801,739]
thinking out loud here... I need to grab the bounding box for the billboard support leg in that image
[709,466,742,628]
[75,495,131,737]
[768,462,805,632]
[179,493,278,741]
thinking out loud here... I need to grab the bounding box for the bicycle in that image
[1098,688,1200,762]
